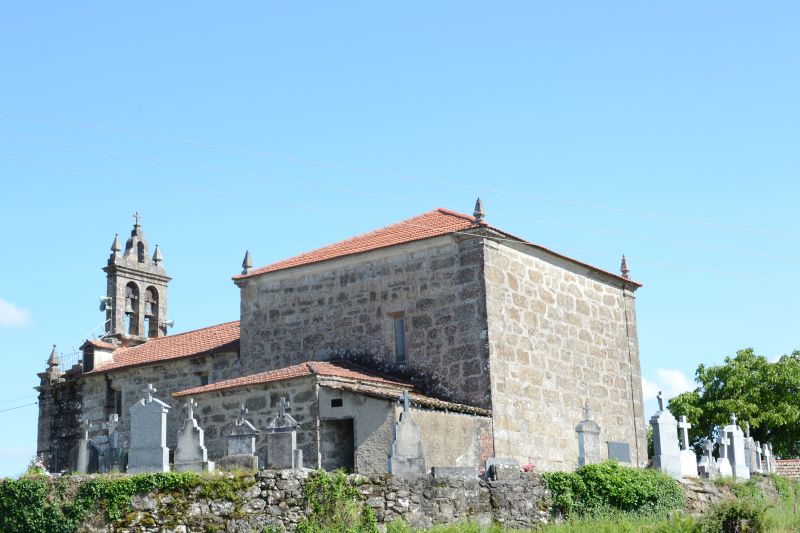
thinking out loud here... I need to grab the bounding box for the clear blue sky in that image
[1,2,798,477]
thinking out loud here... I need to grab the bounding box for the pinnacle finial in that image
[242,250,253,274]
[111,233,121,253]
[620,254,630,279]
[133,211,142,227]
[473,198,486,223]
[47,344,60,367]
[152,244,163,265]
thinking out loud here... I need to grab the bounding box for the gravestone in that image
[649,391,681,479]
[75,418,98,474]
[678,415,698,478]
[217,404,260,471]
[698,439,717,479]
[716,431,733,478]
[100,414,123,473]
[763,443,774,473]
[128,383,171,473]
[607,442,631,463]
[388,390,427,475]
[743,421,755,473]
[174,398,214,473]
[753,441,763,473]
[723,414,749,480]
[576,401,604,467]
[266,397,300,469]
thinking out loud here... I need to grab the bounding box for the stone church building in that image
[37,201,646,473]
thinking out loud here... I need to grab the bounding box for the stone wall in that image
[237,235,492,408]
[68,350,242,460]
[77,470,551,532]
[776,459,800,479]
[483,239,647,471]
[36,374,83,472]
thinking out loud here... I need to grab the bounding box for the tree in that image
[667,348,800,458]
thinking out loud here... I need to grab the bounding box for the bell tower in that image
[102,213,171,343]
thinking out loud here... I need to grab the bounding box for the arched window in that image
[144,287,159,338]
[137,242,145,263]
[125,282,139,336]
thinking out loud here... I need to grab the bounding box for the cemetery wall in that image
[483,240,647,471]
[77,350,242,453]
[237,235,493,409]
[776,459,800,479]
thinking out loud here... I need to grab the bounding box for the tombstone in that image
[743,421,754,473]
[698,439,718,479]
[764,443,774,473]
[716,431,733,478]
[607,442,631,463]
[576,401,604,467]
[649,391,681,479]
[677,416,698,478]
[75,418,99,474]
[265,397,300,469]
[128,383,171,473]
[723,414,749,480]
[217,404,260,471]
[388,389,427,475]
[174,398,214,473]
[100,414,123,473]
[753,441,764,473]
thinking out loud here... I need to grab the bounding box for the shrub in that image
[296,469,378,533]
[701,498,770,533]
[542,461,684,519]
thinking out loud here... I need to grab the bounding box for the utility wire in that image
[0,402,37,414]
[1,153,799,288]
[0,395,38,404]
[2,132,799,265]
[1,108,798,240]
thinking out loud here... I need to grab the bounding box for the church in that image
[36,200,647,474]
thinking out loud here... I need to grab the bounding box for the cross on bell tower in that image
[102,213,171,344]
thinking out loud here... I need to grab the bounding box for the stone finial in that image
[401,390,411,413]
[133,211,142,227]
[730,413,737,426]
[237,404,249,425]
[47,344,60,368]
[111,233,121,253]
[142,383,157,404]
[242,250,253,275]
[657,390,664,411]
[620,255,630,279]
[582,400,591,420]
[473,198,486,223]
[152,245,163,265]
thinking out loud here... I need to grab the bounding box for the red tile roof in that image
[89,321,239,373]
[81,339,116,350]
[172,360,408,398]
[234,208,641,287]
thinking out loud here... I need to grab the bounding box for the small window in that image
[199,373,209,386]
[114,390,122,418]
[137,242,145,263]
[394,317,406,365]
[331,398,343,408]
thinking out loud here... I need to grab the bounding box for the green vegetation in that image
[295,469,378,533]
[0,470,254,533]
[668,348,800,457]
[542,461,685,518]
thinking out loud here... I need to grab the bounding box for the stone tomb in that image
[649,392,681,479]
[678,415,698,478]
[716,431,733,478]
[74,418,99,474]
[724,415,749,481]
[128,384,171,474]
[388,390,427,475]
[100,414,124,473]
[217,405,260,471]
[576,401,603,467]
[698,439,717,479]
[174,398,214,473]
[265,397,300,470]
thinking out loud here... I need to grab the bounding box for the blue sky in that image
[1,2,798,476]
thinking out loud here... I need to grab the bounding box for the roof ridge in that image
[436,207,477,222]
[118,320,239,350]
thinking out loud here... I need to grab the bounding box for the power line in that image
[1,153,799,288]
[0,395,37,404]
[0,402,37,414]
[1,108,798,240]
[2,132,799,265]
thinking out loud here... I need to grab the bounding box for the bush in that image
[542,461,684,519]
[701,498,770,533]
[296,469,378,533]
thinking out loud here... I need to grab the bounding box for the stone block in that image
[217,454,259,471]
[431,466,479,479]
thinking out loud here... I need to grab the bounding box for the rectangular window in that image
[114,390,122,418]
[394,317,406,365]
[330,398,343,408]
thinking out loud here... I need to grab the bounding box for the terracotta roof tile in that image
[81,339,116,350]
[172,360,407,398]
[234,208,641,287]
[89,321,239,373]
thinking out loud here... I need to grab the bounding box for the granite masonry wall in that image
[237,235,492,409]
[483,239,647,471]
[76,349,242,456]
[776,459,800,479]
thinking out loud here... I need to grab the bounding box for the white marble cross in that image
[185,398,197,420]
[657,390,665,411]
[142,383,156,404]
[678,415,691,450]
[401,390,410,413]
[744,421,751,438]
[237,404,248,425]
[703,439,715,460]
[730,413,737,426]
[277,397,289,418]
[717,432,731,459]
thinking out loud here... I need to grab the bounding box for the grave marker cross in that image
[186,398,197,420]
[657,390,665,411]
[81,418,92,440]
[703,439,715,460]
[103,413,119,435]
[237,404,248,425]
[678,415,692,450]
[582,400,591,420]
[277,397,289,418]
[401,389,410,413]
[142,383,157,404]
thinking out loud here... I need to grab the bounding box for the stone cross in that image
[81,418,92,440]
[703,439,714,461]
[730,413,737,426]
[237,404,248,425]
[678,415,691,451]
[103,413,119,435]
[277,397,288,418]
[401,389,410,413]
[142,383,156,404]
[185,398,197,420]
[582,400,591,420]
[133,211,141,225]
[744,421,750,438]
[657,391,665,411]
[717,432,730,459]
